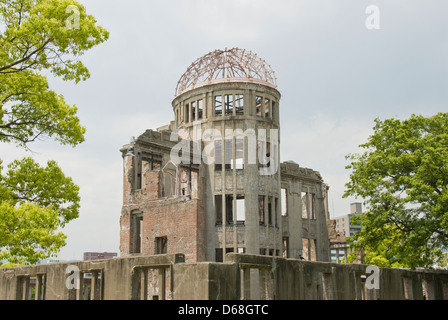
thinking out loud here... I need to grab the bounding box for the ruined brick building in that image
[3,49,448,301]
[119,48,330,263]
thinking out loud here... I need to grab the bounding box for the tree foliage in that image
[0,0,108,264]
[0,0,108,147]
[344,113,448,269]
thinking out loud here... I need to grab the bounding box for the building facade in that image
[119,48,330,263]
[335,202,364,238]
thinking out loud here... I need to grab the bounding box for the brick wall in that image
[120,168,205,263]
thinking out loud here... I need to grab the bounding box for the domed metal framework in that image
[175,48,277,97]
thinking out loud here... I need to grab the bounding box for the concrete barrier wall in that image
[1,253,447,300]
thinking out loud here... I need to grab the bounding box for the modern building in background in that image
[335,202,363,237]
[328,203,364,263]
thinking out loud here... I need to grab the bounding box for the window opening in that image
[256,96,263,117]
[197,100,203,120]
[155,236,168,254]
[215,96,222,116]
[235,94,244,115]
[224,94,233,115]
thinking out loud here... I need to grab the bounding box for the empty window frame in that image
[224,94,233,115]
[301,192,308,219]
[130,211,143,254]
[236,195,245,223]
[232,139,244,170]
[214,95,222,116]
[268,196,273,226]
[197,99,203,120]
[215,195,223,225]
[215,194,244,225]
[282,237,289,258]
[274,197,279,226]
[264,98,271,118]
[281,188,288,217]
[214,140,223,171]
[235,94,244,115]
[259,195,265,225]
[80,271,103,300]
[224,139,232,171]
[255,96,263,117]
[191,101,196,122]
[301,192,316,220]
[155,236,167,255]
[215,248,223,262]
[214,140,231,171]
[185,103,190,123]
[272,100,277,122]
[133,152,143,190]
[225,195,233,224]
[310,194,316,219]
[213,195,231,224]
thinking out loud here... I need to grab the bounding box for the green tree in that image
[344,113,448,269]
[0,0,108,264]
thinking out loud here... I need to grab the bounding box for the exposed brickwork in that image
[120,162,205,263]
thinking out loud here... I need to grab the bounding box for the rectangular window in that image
[224,139,232,171]
[215,248,223,262]
[232,139,244,170]
[268,197,273,226]
[214,96,222,116]
[235,94,244,115]
[214,140,222,171]
[225,195,233,224]
[259,195,265,225]
[215,195,222,225]
[236,195,245,223]
[155,236,167,255]
[272,101,276,121]
[283,237,289,258]
[191,101,196,122]
[197,100,203,120]
[255,96,263,117]
[265,98,271,118]
[134,152,143,190]
[281,188,288,216]
[224,94,233,115]
[301,192,308,219]
[130,211,143,254]
[185,103,190,123]
[274,197,279,226]
[310,194,316,219]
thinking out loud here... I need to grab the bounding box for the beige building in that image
[334,202,363,238]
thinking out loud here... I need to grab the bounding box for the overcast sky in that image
[2,0,447,261]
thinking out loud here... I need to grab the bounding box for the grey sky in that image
[2,0,447,260]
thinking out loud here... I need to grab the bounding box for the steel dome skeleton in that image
[175,48,277,97]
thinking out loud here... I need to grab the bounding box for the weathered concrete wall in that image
[0,254,185,300]
[1,253,448,300]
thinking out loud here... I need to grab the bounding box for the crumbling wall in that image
[1,254,448,300]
